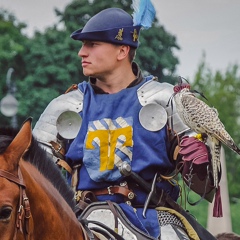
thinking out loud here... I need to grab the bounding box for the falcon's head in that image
[173,76,191,93]
[173,76,208,101]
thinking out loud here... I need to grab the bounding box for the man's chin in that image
[82,71,92,77]
[82,69,98,78]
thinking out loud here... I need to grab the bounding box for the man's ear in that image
[117,45,130,60]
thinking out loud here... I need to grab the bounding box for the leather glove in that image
[179,135,209,165]
[179,136,222,216]
[178,135,212,182]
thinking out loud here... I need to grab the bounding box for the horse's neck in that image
[20,161,84,239]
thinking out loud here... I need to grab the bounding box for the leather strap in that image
[79,219,125,240]
[79,219,98,240]
[0,168,31,240]
[0,169,25,187]
[65,84,78,94]
[71,164,81,191]
[56,159,72,174]
[173,145,181,161]
[106,200,119,233]
[49,140,73,175]
[49,140,65,158]
[18,169,31,236]
[92,186,135,200]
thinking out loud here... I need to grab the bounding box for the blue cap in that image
[70,8,141,48]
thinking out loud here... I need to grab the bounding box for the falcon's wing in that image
[181,94,240,154]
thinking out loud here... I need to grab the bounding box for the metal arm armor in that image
[137,78,190,134]
[33,88,83,155]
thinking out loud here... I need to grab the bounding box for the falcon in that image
[173,77,240,187]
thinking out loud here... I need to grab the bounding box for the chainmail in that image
[157,210,185,228]
[157,210,190,239]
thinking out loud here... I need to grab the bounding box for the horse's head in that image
[0,118,32,239]
[0,119,88,240]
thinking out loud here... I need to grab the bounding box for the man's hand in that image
[179,135,209,165]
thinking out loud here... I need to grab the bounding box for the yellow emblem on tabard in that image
[115,28,124,41]
[133,29,138,42]
[86,126,133,171]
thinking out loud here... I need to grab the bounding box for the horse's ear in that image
[4,117,33,168]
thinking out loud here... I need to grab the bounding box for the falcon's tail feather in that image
[211,141,221,188]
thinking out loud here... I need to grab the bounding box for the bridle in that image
[0,168,31,240]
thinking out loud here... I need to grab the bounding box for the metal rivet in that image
[128,192,135,200]
[120,181,127,187]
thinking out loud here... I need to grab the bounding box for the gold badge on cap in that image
[115,28,124,41]
[132,29,138,42]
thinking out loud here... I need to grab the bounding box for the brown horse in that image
[0,118,89,240]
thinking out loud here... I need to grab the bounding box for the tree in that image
[17,28,81,125]
[192,57,240,199]
[0,9,27,127]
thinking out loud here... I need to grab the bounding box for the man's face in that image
[78,40,121,78]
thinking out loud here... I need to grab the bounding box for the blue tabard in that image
[66,76,179,238]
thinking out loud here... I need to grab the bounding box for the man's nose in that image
[78,46,87,57]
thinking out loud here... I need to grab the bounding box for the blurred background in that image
[0,0,239,236]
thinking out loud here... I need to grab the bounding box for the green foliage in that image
[182,194,240,235]
[0,9,27,127]
[178,189,209,227]
[17,28,82,123]
[136,25,179,83]
[0,10,26,67]
[192,57,240,199]
[178,180,240,234]
[231,201,240,234]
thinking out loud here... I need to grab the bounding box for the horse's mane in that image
[0,127,75,210]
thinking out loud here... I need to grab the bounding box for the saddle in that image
[78,201,155,240]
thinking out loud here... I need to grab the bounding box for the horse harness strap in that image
[0,169,25,186]
[0,169,31,240]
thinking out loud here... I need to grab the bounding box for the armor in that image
[137,79,190,134]
[33,88,84,155]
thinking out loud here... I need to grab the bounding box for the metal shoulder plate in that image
[137,79,189,134]
[33,88,83,146]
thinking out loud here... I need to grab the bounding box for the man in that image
[33,4,218,240]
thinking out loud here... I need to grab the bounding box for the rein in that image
[0,168,31,240]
